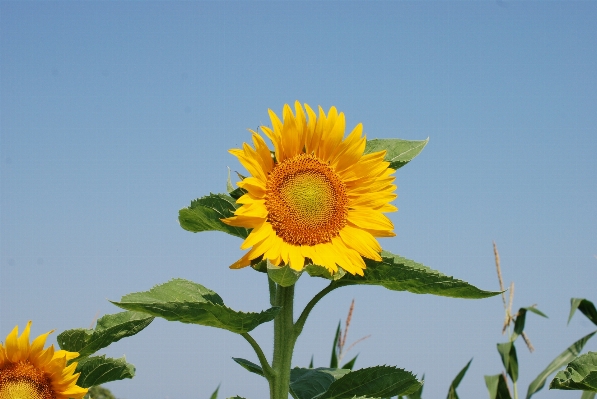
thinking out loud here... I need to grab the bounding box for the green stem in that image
[294,283,338,338]
[241,332,274,379]
[270,284,296,399]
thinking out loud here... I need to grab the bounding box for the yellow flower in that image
[0,322,88,399]
[223,101,397,276]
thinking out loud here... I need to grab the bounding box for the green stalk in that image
[270,284,296,399]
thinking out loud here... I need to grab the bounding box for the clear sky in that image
[1,1,596,398]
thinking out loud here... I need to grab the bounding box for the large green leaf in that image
[484,374,512,399]
[289,367,351,399]
[512,307,548,341]
[550,352,597,391]
[267,260,302,287]
[497,342,519,383]
[112,279,280,334]
[178,193,249,239]
[526,331,596,398]
[447,359,472,399]
[332,251,499,299]
[75,355,135,388]
[317,366,422,399]
[581,391,596,399]
[569,299,597,326]
[232,357,264,377]
[364,138,428,170]
[57,311,153,358]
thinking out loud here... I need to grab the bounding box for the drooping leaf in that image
[232,357,264,377]
[211,384,221,399]
[497,342,519,383]
[526,331,596,398]
[447,359,472,399]
[581,391,597,399]
[569,299,597,326]
[317,366,422,399]
[112,279,280,334]
[364,138,428,170]
[484,374,512,399]
[57,311,153,358]
[267,260,302,287]
[330,322,341,369]
[289,367,351,399]
[178,193,248,239]
[550,352,597,391]
[332,251,499,299]
[75,355,135,388]
[512,307,548,341]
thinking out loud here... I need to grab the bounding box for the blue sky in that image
[1,1,596,398]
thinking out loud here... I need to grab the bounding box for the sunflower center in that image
[0,361,54,399]
[266,153,347,246]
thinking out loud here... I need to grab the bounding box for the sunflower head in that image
[0,322,88,399]
[223,101,397,276]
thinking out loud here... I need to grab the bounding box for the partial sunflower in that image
[223,101,397,276]
[0,322,88,399]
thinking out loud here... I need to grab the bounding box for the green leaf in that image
[447,359,472,399]
[364,138,428,170]
[57,311,153,358]
[332,251,499,299]
[484,374,512,399]
[211,384,221,399]
[306,264,346,281]
[497,342,519,383]
[402,374,424,399]
[267,260,302,287]
[512,307,548,341]
[330,322,341,368]
[289,367,351,399]
[112,279,280,334]
[232,357,264,377]
[550,352,597,391]
[178,193,248,239]
[227,168,235,193]
[581,391,597,399]
[317,366,422,399]
[526,331,596,398]
[341,354,358,370]
[569,299,597,326]
[75,355,135,388]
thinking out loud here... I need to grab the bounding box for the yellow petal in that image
[339,225,382,261]
[346,209,394,231]
[241,221,272,250]
[288,245,305,271]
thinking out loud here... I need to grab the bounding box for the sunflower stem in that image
[270,283,295,399]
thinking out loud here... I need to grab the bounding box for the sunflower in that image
[223,101,397,276]
[0,322,88,399]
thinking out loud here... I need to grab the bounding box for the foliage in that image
[84,385,117,399]
[58,311,152,389]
